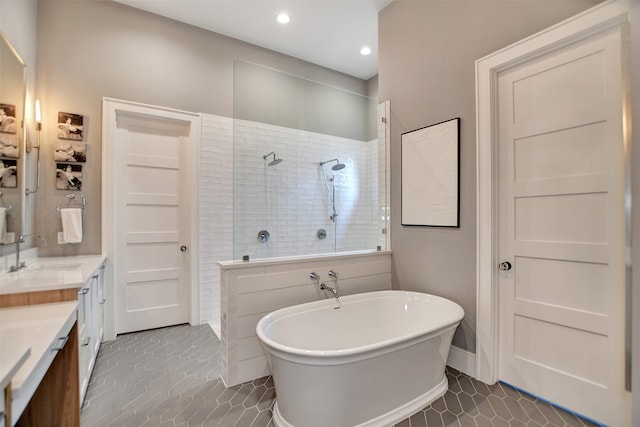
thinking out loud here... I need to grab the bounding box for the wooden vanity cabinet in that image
[0,257,107,419]
[15,323,80,427]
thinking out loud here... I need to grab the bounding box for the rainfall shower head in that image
[320,158,346,171]
[263,152,283,166]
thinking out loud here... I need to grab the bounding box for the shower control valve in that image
[328,270,338,279]
[258,230,270,243]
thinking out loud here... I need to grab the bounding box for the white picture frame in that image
[401,117,460,227]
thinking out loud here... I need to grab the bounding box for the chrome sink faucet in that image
[9,234,47,272]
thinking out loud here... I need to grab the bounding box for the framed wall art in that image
[0,134,19,158]
[54,140,87,162]
[401,117,460,227]
[56,163,83,191]
[57,112,84,141]
[0,159,17,188]
[0,103,17,134]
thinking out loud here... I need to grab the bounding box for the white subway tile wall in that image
[220,251,393,386]
[233,119,382,260]
[199,114,234,335]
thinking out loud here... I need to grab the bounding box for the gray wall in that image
[378,0,601,352]
[34,0,371,256]
[234,60,376,141]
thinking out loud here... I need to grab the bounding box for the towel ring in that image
[56,193,86,213]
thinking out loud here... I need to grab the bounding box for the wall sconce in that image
[35,99,41,131]
[25,99,41,195]
[26,99,41,153]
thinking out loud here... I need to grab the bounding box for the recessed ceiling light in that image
[360,46,372,56]
[277,13,290,24]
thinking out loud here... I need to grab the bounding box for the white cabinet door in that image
[91,265,106,356]
[78,283,93,402]
[79,263,106,405]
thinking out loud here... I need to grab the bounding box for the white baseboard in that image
[209,320,221,340]
[447,345,476,378]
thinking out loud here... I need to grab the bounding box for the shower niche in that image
[233,60,388,260]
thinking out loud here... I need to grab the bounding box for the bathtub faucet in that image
[320,283,340,300]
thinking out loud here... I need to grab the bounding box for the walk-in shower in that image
[263,151,283,166]
[232,60,387,260]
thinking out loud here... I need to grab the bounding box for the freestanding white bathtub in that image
[256,290,464,427]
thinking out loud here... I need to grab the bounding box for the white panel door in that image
[115,112,191,334]
[497,28,630,425]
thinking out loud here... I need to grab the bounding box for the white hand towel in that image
[61,208,83,244]
[0,207,6,244]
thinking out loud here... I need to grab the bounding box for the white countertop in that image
[0,301,78,422]
[0,255,105,295]
[0,342,29,391]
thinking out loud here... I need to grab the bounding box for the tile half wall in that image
[219,251,392,386]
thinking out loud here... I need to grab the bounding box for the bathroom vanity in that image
[0,255,105,426]
[0,302,78,426]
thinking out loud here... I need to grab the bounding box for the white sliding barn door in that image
[103,99,199,335]
[496,28,630,425]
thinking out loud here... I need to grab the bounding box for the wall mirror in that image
[0,32,26,253]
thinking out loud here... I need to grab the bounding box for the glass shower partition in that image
[232,60,386,260]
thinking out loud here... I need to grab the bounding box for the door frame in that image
[474,0,630,384]
[102,97,201,340]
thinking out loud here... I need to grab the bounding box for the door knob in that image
[498,261,512,271]
[180,245,188,252]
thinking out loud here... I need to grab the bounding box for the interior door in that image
[114,111,192,334]
[497,27,630,425]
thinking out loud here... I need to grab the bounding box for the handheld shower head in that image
[263,152,283,166]
[320,158,346,171]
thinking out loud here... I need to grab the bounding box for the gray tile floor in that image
[81,324,600,427]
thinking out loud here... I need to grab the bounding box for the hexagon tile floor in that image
[81,324,600,427]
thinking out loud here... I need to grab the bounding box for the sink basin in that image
[25,263,82,272]
[9,262,84,277]
[0,255,104,293]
